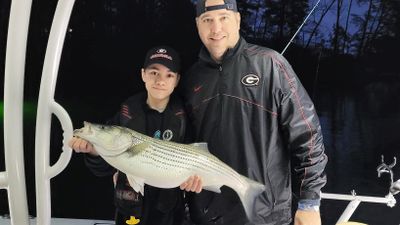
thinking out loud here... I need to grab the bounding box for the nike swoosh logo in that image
[194,85,202,92]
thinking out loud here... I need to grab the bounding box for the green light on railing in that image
[0,101,37,121]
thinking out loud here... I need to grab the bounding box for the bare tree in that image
[342,0,354,53]
[252,0,264,39]
[263,0,308,45]
[332,0,343,54]
[305,0,336,49]
[356,0,374,56]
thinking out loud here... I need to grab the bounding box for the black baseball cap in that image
[143,46,181,73]
[196,0,238,17]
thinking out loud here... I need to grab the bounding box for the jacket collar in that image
[198,36,246,66]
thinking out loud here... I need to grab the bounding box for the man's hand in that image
[68,136,98,156]
[179,175,203,193]
[294,210,321,225]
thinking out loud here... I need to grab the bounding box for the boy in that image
[69,46,201,225]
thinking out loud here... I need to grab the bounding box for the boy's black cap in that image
[196,0,238,17]
[143,46,181,73]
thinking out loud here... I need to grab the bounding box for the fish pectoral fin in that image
[203,185,222,193]
[126,142,150,157]
[126,175,145,196]
[190,142,209,152]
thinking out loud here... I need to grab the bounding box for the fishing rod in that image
[281,0,322,55]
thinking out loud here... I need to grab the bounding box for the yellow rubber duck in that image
[125,216,140,225]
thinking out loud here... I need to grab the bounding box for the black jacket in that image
[85,92,188,225]
[181,38,328,225]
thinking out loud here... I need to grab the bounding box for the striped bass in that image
[73,121,265,219]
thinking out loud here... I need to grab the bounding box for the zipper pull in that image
[218,65,222,72]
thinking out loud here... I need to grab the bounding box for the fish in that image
[73,121,265,219]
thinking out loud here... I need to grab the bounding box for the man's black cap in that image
[143,46,181,73]
[196,0,238,17]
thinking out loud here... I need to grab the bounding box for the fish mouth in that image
[73,121,93,137]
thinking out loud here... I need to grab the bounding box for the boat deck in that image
[0,217,114,225]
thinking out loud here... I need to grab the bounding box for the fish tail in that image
[237,176,265,220]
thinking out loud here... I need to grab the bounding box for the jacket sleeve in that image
[84,154,116,177]
[274,54,328,201]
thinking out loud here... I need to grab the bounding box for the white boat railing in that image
[322,191,396,223]
[34,0,76,225]
[1,0,33,224]
[321,156,398,224]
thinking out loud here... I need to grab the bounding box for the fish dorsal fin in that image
[126,175,145,196]
[190,142,209,152]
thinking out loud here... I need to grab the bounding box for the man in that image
[69,46,202,225]
[180,0,328,224]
